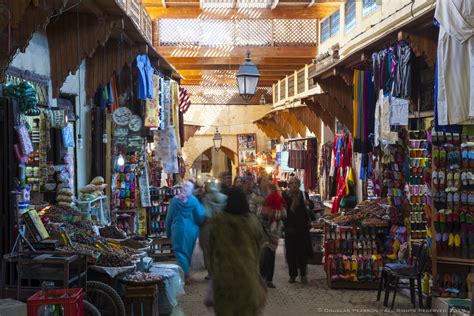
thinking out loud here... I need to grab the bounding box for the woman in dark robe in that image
[283,177,314,284]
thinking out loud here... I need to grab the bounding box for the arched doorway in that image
[189,146,237,180]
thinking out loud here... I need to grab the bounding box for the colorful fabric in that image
[145,74,161,128]
[179,86,191,113]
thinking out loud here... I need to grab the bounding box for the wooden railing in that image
[272,63,318,107]
[116,0,153,45]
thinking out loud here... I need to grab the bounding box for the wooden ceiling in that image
[144,0,341,91]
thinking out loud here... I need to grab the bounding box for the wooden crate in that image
[123,284,159,316]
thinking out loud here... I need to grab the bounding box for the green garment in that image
[209,212,265,316]
[200,189,227,270]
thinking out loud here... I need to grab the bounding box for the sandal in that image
[351,255,358,282]
[440,147,447,168]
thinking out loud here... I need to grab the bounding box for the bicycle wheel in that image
[85,281,125,316]
[84,299,101,316]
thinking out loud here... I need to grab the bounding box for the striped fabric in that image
[178,86,191,113]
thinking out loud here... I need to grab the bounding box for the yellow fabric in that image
[353,71,359,138]
[345,166,354,196]
[171,81,182,154]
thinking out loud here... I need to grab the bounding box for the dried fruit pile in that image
[100,225,127,239]
[327,198,390,227]
[123,272,162,283]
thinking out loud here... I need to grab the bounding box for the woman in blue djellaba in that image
[166,181,206,284]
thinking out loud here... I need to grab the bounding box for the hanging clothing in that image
[136,54,155,100]
[392,42,413,98]
[434,59,463,133]
[435,0,474,125]
[389,96,409,126]
[166,194,205,276]
[304,139,318,191]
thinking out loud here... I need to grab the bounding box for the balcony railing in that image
[272,63,318,107]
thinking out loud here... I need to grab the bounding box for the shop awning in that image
[253,100,328,140]
[183,124,202,143]
[0,0,181,98]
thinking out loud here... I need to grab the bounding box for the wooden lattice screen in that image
[288,75,295,98]
[297,69,305,94]
[159,19,317,47]
[280,80,287,100]
[308,64,317,90]
[184,85,272,105]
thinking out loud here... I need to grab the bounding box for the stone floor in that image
[171,242,435,316]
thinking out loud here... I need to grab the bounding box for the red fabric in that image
[330,133,353,214]
[264,191,286,210]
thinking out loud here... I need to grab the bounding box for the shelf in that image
[436,256,474,265]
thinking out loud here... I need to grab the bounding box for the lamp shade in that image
[213,128,222,152]
[236,51,260,102]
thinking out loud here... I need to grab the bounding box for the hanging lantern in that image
[213,128,222,152]
[236,50,260,102]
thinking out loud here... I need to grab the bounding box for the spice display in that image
[123,271,162,283]
[121,238,149,249]
[100,225,127,239]
[40,205,81,223]
[97,251,134,267]
[60,243,101,258]
[328,198,389,226]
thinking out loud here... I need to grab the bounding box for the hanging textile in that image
[110,75,120,112]
[145,74,161,128]
[330,133,353,213]
[318,142,333,200]
[435,0,474,125]
[171,81,182,152]
[304,139,318,191]
[179,86,191,113]
[353,70,375,153]
[154,126,178,174]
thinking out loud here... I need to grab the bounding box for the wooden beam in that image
[155,46,316,58]
[178,69,298,75]
[171,63,303,71]
[145,6,338,19]
[181,79,276,86]
[165,56,312,65]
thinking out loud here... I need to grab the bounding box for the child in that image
[263,184,287,223]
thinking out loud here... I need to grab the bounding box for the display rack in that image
[430,131,474,297]
[407,130,430,243]
[323,219,386,290]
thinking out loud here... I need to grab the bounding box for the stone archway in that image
[183,135,238,178]
[183,135,237,170]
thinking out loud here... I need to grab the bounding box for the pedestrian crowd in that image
[165,171,315,315]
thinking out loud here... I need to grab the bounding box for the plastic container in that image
[27,288,84,316]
